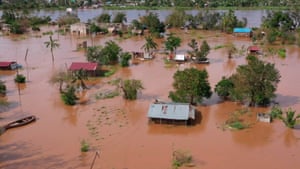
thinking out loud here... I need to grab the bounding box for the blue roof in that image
[147,103,195,120]
[233,28,252,33]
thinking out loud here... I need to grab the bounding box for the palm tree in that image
[141,36,158,54]
[279,108,300,128]
[44,35,60,62]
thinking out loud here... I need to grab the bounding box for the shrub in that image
[61,86,78,105]
[0,81,6,96]
[14,74,26,83]
[80,140,89,152]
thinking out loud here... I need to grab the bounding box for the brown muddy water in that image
[1,27,300,169]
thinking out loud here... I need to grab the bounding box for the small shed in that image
[69,62,98,76]
[257,112,271,123]
[147,102,195,125]
[233,28,252,37]
[70,23,89,36]
[0,61,18,70]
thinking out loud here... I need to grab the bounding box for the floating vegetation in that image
[222,108,251,131]
[95,90,119,100]
[172,150,193,169]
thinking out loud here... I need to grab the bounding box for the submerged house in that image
[0,61,19,70]
[147,102,195,125]
[70,23,89,36]
[69,62,99,76]
[247,46,261,54]
[233,28,252,37]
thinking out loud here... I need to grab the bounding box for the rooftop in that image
[69,62,98,71]
[147,103,195,120]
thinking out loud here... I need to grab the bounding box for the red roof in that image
[248,46,260,52]
[0,61,16,67]
[69,62,98,71]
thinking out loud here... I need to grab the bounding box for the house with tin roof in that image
[147,102,195,125]
[233,27,252,37]
[69,62,99,76]
[0,61,19,70]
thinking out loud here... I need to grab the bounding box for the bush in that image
[14,74,26,83]
[61,86,78,105]
[80,140,89,152]
[0,80,6,96]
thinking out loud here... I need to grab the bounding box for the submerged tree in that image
[169,68,212,105]
[61,85,78,106]
[121,79,144,100]
[119,52,132,67]
[229,55,281,106]
[165,34,181,55]
[141,36,158,54]
[0,80,6,96]
[44,35,60,62]
[214,76,234,100]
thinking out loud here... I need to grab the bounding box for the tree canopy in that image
[164,34,181,54]
[216,55,281,106]
[169,68,212,104]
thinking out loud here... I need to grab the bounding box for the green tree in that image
[187,39,198,58]
[230,55,281,106]
[112,12,127,23]
[99,40,122,65]
[86,46,102,63]
[214,76,234,99]
[198,40,210,60]
[278,108,300,128]
[0,80,6,96]
[97,13,111,23]
[56,13,80,27]
[44,35,60,62]
[222,9,246,33]
[14,74,26,83]
[141,36,158,54]
[169,68,212,104]
[119,52,132,67]
[140,12,165,35]
[165,34,181,55]
[121,79,144,100]
[165,9,188,28]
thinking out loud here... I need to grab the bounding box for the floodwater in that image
[1,26,300,169]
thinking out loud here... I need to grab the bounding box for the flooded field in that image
[1,27,300,169]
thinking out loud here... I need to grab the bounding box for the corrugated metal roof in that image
[233,28,252,33]
[0,61,16,67]
[147,103,195,120]
[69,62,98,71]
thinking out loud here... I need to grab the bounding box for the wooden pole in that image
[90,151,100,169]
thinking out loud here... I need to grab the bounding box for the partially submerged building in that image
[233,27,252,37]
[70,23,89,36]
[69,62,99,76]
[0,61,19,70]
[147,102,195,125]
